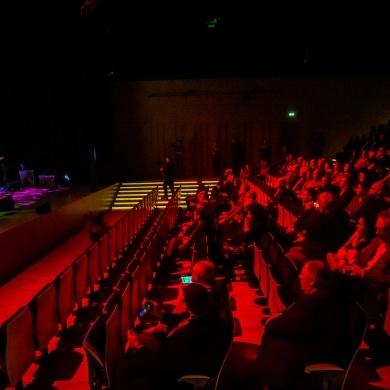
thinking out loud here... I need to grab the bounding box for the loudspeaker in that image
[0,195,15,211]
[2,181,20,192]
[36,202,51,214]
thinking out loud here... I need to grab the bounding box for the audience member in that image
[240,163,253,182]
[245,260,349,390]
[218,183,251,226]
[302,168,322,192]
[334,210,390,325]
[344,181,369,222]
[116,283,231,390]
[335,173,356,210]
[326,216,371,271]
[353,180,389,236]
[295,187,316,216]
[176,260,232,330]
[185,177,208,212]
[284,187,351,268]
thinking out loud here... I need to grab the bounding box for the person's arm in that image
[360,256,390,286]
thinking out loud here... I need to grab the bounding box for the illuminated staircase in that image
[111,178,219,210]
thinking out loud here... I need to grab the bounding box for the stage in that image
[0,185,100,234]
[0,183,120,286]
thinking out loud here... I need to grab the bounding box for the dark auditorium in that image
[2,2,390,390]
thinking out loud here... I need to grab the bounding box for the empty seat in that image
[0,306,36,389]
[56,265,76,332]
[29,282,58,358]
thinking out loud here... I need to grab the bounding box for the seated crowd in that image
[115,126,390,389]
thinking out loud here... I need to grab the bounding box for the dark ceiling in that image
[3,2,390,80]
[103,3,390,80]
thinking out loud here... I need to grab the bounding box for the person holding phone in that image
[116,283,231,390]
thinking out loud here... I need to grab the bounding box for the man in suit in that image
[116,283,231,390]
[353,180,389,237]
[336,173,356,210]
[160,156,176,199]
[284,186,351,269]
[248,260,349,390]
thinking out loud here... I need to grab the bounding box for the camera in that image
[137,301,152,319]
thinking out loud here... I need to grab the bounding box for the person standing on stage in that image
[160,156,176,200]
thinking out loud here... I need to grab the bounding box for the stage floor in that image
[0,185,94,234]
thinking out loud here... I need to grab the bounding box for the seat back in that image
[105,303,123,390]
[342,300,368,370]
[82,314,107,390]
[74,252,90,309]
[178,338,233,390]
[304,299,368,390]
[88,241,102,294]
[2,306,36,389]
[30,282,59,354]
[56,265,76,330]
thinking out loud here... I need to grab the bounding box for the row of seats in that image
[0,187,161,390]
[82,190,182,390]
[248,178,369,390]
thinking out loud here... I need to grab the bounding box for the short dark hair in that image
[306,260,331,289]
[183,283,211,316]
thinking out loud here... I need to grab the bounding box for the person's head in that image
[367,181,385,198]
[317,189,336,211]
[377,146,387,158]
[305,169,313,179]
[183,283,211,317]
[320,174,331,186]
[356,217,366,235]
[197,190,208,202]
[338,173,352,189]
[300,188,316,203]
[299,166,308,177]
[226,173,235,182]
[165,156,171,163]
[299,260,330,293]
[243,191,257,208]
[193,204,206,221]
[312,169,322,181]
[355,181,369,196]
[191,260,215,285]
[343,162,352,173]
[375,210,390,243]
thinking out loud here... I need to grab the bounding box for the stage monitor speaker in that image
[19,170,35,189]
[36,202,51,214]
[2,181,20,192]
[0,195,15,211]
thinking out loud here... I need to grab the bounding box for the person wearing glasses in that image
[245,260,349,390]
[340,210,390,311]
[337,209,390,359]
